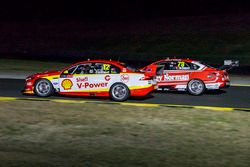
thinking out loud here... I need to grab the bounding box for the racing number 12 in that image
[103,64,111,71]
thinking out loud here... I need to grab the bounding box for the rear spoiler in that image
[219,60,239,70]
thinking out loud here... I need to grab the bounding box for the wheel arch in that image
[109,82,130,101]
[34,78,55,97]
[187,78,206,95]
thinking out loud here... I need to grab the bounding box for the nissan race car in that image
[23,59,157,101]
[142,58,230,95]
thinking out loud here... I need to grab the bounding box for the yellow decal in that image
[61,79,73,90]
[42,75,60,81]
[103,64,111,71]
[178,62,185,67]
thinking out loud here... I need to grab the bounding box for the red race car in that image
[142,58,230,95]
[23,59,157,101]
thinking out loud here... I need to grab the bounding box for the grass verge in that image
[0,100,249,167]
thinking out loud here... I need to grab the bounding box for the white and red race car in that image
[23,59,157,101]
[142,58,231,95]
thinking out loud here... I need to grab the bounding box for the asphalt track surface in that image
[1,79,250,108]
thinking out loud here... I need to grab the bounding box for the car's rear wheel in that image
[34,79,54,97]
[187,79,205,95]
[110,83,130,101]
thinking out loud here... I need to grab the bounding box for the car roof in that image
[63,59,138,73]
[69,59,124,67]
[152,58,196,64]
[75,59,122,64]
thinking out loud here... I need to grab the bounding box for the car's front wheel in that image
[187,79,205,95]
[110,83,130,101]
[34,79,54,97]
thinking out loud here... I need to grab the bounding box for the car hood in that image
[28,70,61,78]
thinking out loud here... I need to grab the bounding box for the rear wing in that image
[219,60,239,70]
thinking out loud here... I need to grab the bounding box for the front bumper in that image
[22,89,34,95]
[23,80,35,95]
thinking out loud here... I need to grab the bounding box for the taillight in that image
[207,72,218,79]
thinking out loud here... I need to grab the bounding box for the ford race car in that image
[142,58,230,95]
[23,59,157,101]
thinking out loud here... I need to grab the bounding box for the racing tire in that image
[109,83,130,101]
[187,79,205,96]
[34,79,55,97]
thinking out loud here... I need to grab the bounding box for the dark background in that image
[1,0,250,73]
[1,0,249,21]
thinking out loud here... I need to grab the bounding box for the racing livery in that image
[23,60,157,101]
[142,58,230,95]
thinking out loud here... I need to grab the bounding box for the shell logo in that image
[121,74,129,83]
[61,79,73,90]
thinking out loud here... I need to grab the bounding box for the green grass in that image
[0,59,69,72]
[0,100,249,167]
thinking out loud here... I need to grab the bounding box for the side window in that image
[68,66,77,74]
[109,65,121,74]
[177,62,200,70]
[190,63,200,70]
[93,63,120,74]
[158,61,178,70]
[177,61,191,70]
[159,61,196,70]
[158,61,177,70]
[74,63,91,74]
[72,63,120,74]
[101,63,121,74]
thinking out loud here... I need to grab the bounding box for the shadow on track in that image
[154,89,227,96]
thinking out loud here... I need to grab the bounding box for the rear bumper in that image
[220,81,230,89]
[205,81,230,90]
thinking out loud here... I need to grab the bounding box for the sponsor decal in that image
[61,74,73,78]
[76,77,88,82]
[104,75,111,81]
[52,82,58,85]
[122,68,127,72]
[66,74,73,78]
[121,74,129,83]
[205,83,220,89]
[77,82,108,89]
[178,61,185,67]
[157,74,189,82]
[61,79,73,90]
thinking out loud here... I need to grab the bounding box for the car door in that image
[59,63,89,93]
[156,61,191,86]
[59,62,121,93]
